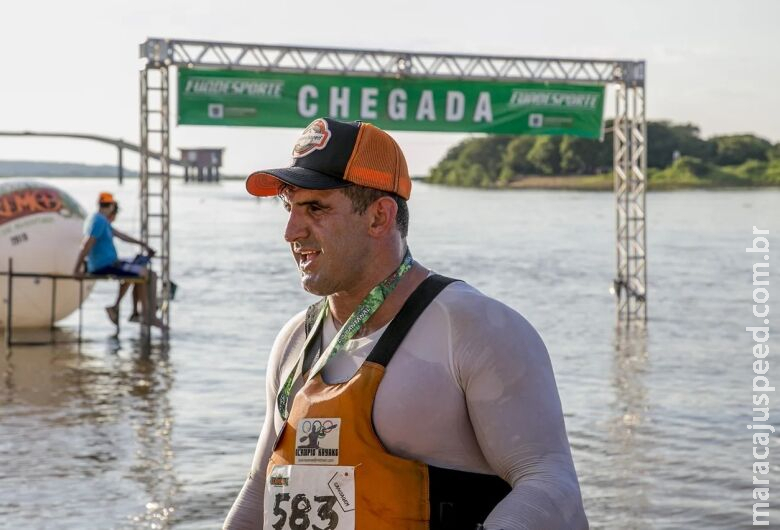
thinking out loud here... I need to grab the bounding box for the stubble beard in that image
[297,253,340,296]
[299,271,333,297]
[298,248,369,298]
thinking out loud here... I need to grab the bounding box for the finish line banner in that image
[178,68,605,138]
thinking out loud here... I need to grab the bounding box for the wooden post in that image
[50,277,57,342]
[6,258,12,347]
[118,146,124,185]
[77,277,83,343]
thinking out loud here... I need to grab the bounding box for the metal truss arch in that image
[139,38,647,324]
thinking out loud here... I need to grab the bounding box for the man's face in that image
[100,204,117,222]
[281,187,372,296]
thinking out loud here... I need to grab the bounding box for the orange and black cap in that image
[246,117,411,200]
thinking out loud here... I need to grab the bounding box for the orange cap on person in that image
[98,192,116,204]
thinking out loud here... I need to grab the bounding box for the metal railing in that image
[2,258,147,347]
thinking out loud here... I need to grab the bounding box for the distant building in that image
[179,148,224,182]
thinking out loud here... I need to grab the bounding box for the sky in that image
[1,0,778,175]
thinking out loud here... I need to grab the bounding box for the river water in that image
[0,177,778,529]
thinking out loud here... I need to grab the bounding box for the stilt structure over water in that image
[139,38,647,322]
[180,148,223,182]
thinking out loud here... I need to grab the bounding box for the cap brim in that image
[246,166,350,197]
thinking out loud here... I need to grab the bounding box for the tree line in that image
[427,120,780,187]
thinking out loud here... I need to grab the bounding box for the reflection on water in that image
[1,331,177,528]
[608,324,650,529]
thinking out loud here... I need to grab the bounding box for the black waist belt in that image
[429,465,511,530]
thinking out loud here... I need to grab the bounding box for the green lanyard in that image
[276,249,413,420]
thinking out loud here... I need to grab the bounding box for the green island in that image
[425,121,780,190]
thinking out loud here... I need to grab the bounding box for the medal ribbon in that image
[277,249,413,420]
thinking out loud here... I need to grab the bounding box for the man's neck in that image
[328,261,428,335]
[327,252,403,323]
[325,236,403,320]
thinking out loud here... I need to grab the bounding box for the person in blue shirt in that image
[73,192,163,328]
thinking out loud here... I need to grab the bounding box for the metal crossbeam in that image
[140,38,644,85]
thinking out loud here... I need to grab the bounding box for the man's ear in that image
[367,196,398,237]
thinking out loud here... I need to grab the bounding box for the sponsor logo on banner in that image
[292,119,331,158]
[184,77,284,98]
[208,103,224,119]
[509,89,600,109]
[295,417,340,464]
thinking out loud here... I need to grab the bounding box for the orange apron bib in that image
[265,275,509,530]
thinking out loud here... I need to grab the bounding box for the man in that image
[73,192,162,328]
[224,118,588,529]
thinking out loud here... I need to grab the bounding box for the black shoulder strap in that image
[367,274,458,367]
[302,298,327,375]
[304,298,327,337]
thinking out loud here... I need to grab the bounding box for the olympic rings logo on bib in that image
[300,419,338,435]
[296,417,341,465]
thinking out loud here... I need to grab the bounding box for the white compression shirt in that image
[224,280,588,530]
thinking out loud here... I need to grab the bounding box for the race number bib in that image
[265,465,356,530]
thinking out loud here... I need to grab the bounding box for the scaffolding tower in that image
[139,65,171,337]
[139,38,647,323]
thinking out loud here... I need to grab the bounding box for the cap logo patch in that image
[292,119,331,159]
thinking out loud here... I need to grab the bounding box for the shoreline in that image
[5,174,779,192]
[419,174,780,192]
